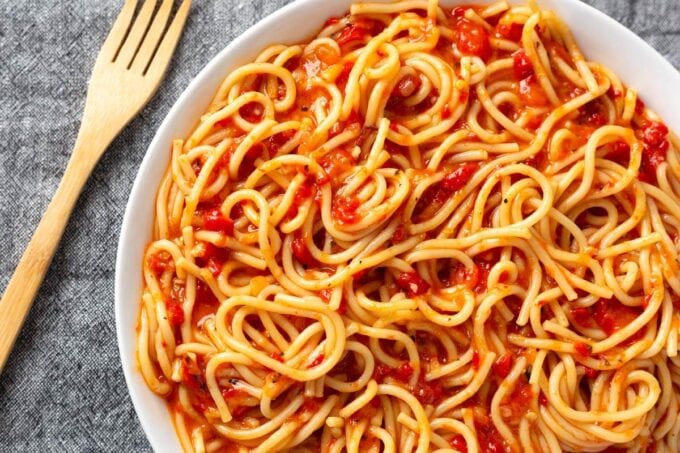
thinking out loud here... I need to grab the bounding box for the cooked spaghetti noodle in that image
[136,0,680,451]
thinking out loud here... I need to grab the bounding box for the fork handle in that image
[0,130,105,372]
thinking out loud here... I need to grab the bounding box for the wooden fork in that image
[0,0,191,372]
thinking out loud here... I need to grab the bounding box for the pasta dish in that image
[136,0,680,451]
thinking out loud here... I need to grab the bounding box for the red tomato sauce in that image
[493,353,514,378]
[391,225,409,243]
[475,416,510,453]
[513,50,533,80]
[166,299,184,327]
[335,61,355,90]
[449,254,498,294]
[518,75,548,107]
[239,102,264,123]
[189,282,219,326]
[395,270,430,297]
[180,359,213,413]
[574,342,592,358]
[292,234,318,267]
[285,176,315,219]
[265,128,296,154]
[413,163,480,220]
[606,141,632,166]
[592,298,643,336]
[471,350,480,370]
[309,354,325,368]
[442,163,480,191]
[495,22,523,41]
[450,7,492,60]
[574,298,646,346]
[195,243,229,278]
[449,434,468,453]
[411,373,445,405]
[415,331,450,364]
[373,361,414,383]
[331,195,362,224]
[335,18,384,47]
[317,148,356,186]
[147,251,173,274]
[393,74,422,98]
[387,89,439,118]
[638,120,669,183]
[500,375,534,423]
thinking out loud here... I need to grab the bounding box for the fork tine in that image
[130,0,174,74]
[116,0,158,68]
[145,0,191,80]
[98,0,138,63]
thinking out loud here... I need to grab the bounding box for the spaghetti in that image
[137,0,680,451]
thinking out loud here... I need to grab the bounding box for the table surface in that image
[0,0,678,451]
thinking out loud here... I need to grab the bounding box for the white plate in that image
[115,1,680,451]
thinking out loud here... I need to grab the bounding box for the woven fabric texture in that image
[0,1,678,451]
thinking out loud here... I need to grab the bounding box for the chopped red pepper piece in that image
[203,208,234,235]
[493,353,513,378]
[395,271,430,297]
[442,163,479,192]
[452,8,491,60]
[393,362,414,381]
[496,22,523,41]
[166,301,184,327]
[513,50,533,80]
[449,435,468,453]
[332,196,361,224]
[292,234,317,267]
[309,354,324,367]
[574,342,592,358]
[471,350,480,370]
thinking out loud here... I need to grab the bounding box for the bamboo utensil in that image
[0,0,192,372]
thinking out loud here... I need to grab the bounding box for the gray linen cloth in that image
[0,1,678,451]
